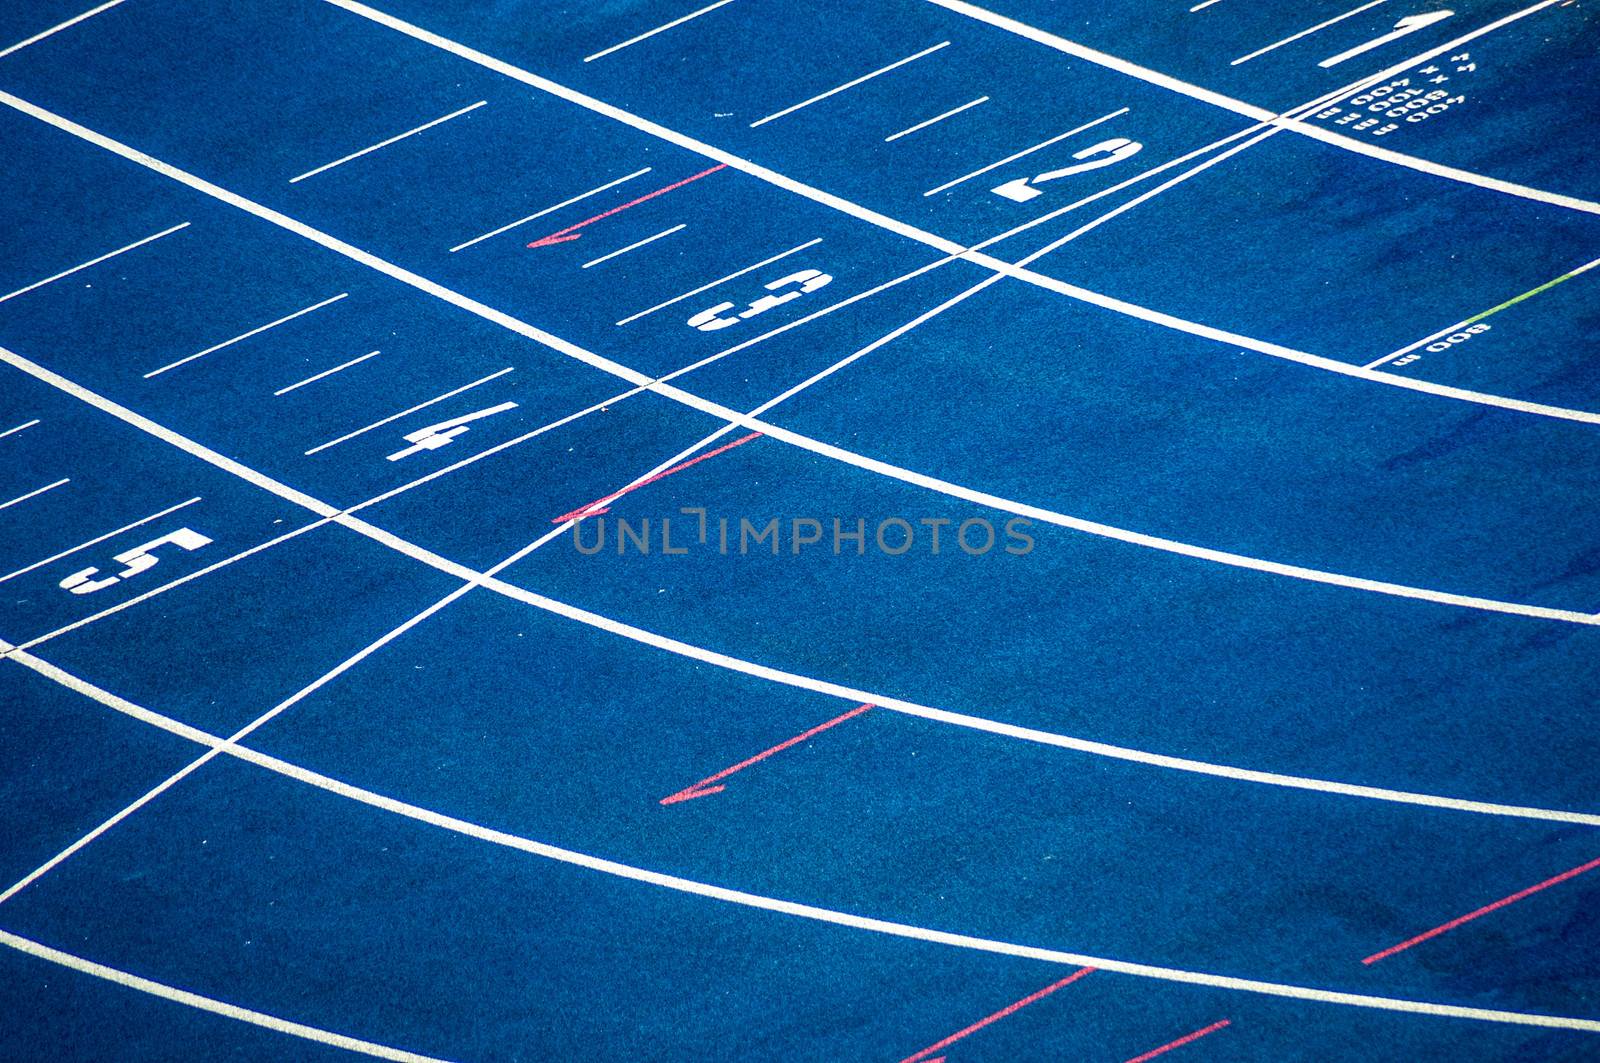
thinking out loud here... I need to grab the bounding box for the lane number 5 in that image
[59,527,213,595]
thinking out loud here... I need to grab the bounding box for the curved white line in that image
[0,351,1595,828]
[11,648,1600,1033]
[0,926,451,1062]
[923,0,1600,218]
[287,8,1600,426]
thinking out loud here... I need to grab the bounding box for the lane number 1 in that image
[1320,11,1454,68]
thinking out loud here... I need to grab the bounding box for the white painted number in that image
[386,401,519,462]
[991,137,1144,203]
[1319,10,1454,68]
[688,269,833,332]
[59,527,212,595]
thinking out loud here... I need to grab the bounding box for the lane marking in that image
[885,95,990,142]
[0,419,40,441]
[526,164,725,247]
[579,223,684,268]
[304,367,513,456]
[1365,254,1600,369]
[659,702,872,805]
[921,0,1600,217]
[1319,10,1454,68]
[583,0,739,62]
[1362,854,1600,965]
[0,477,68,513]
[0,496,201,585]
[749,41,951,128]
[0,929,451,1062]
[1188,0,1223,11]
[6,105,1600,612]
[554,431,762,522]
[11,651,1600,1032]
[923,107,1128,196]
[273,349,380,396]
[288,100,485,183]
[898,967,1094,1063]
[9,350,1600,836]
[1124,1020,1232,1062]
[0,0,127,61]
[1232,0,1389,65]
[0,222,189,305]
[617,237,822,325]
[449,167,652,252]
[144,292,348,379]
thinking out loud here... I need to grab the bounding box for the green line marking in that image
[1462,256,1600,328]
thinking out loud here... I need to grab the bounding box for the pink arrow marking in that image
[659,703,874,806]
[527,163,727,247]
[552,431,761,524]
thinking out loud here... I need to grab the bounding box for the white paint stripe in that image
[303,367,513,455]
[583,0,739,62]
[5,102,1598,612]
[288,100,485,183]
[749,41,950,128]
[925,0,1600,216]
[923,107,1128,196]
[11,350,1600,830]
[579,223,684,268]
[0,419,40,441]
[0,222,189,305]
[273,349,380,396]
[617,238,822,325]
[0,0,127,61]
[1231,0,1389,65]
[448,167,652,252]
[1364,255,1600,370]
[144,293,348,379]
[11,653,1600,1032]
[884,95,990,141]
[0,496,201,585]
[0,928,452,1061]
[0,477,68,512]
[1188,0,1222,10]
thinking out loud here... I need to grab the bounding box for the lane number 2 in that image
[688,269,833,332]
[59,527,212,595]
[991,137,1144,203]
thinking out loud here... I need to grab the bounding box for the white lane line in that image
[0,222,189,305]
[583,0,739,62]
[15,80,1600,438]
[1364,254,1600,370]
[304,367,513,456]
[144,293,348,379]
[923,107,1127,196]
[0,496,201,585]
[0,929,451,1062]
[0,477,68,513]
[617,237,821,325]
[448,167,652,252]
[14,100,1600,607]
[922,0,1600,216]
[0,419,40,441]
[273,349,380,396]
[16,347,1600,835]
[749,41,951,128]
[288,100,486,183]
[1232,0,1389,65]
[13,654,1600,1034]
[1189,0,1223,10]
[0,0,127,61]
[884,95,990,142]
[580,223,684,268]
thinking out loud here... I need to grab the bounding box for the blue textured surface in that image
[2,0,1599,1059]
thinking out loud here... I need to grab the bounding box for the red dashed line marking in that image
[896,967,1096,1063]
[552,431,761,523]
[1122,1019,1231,1063]
[527,163,727,247]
